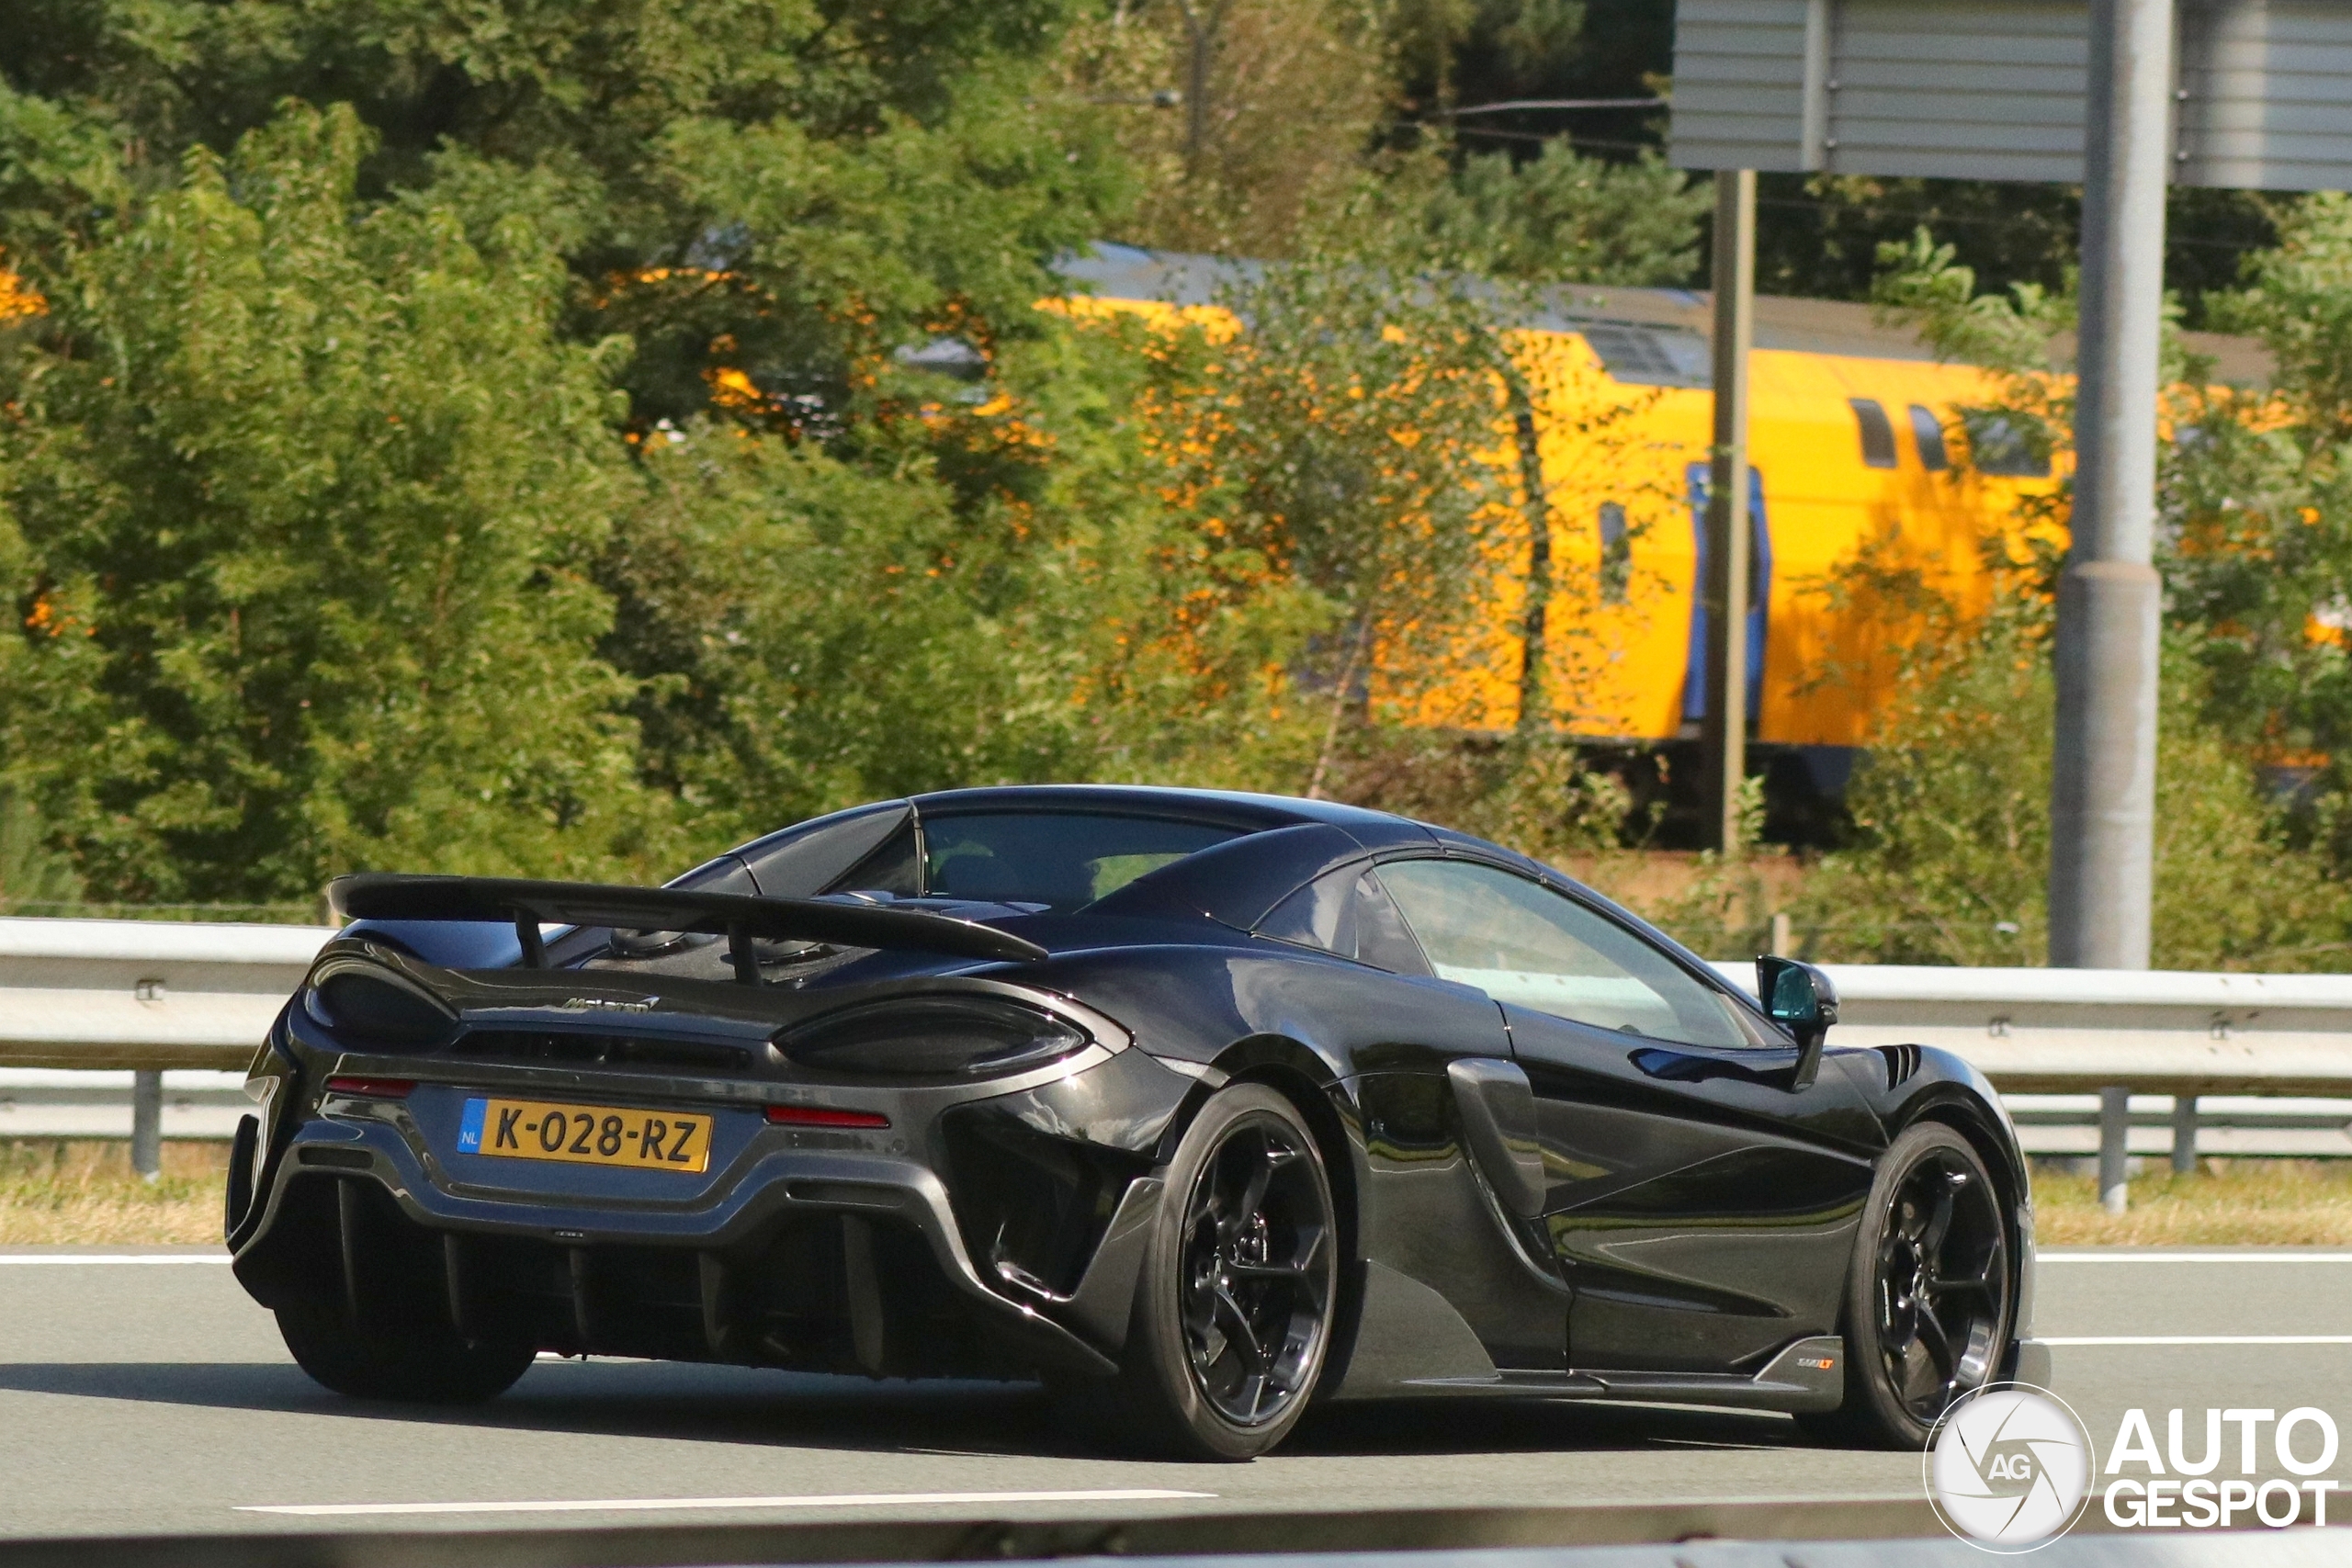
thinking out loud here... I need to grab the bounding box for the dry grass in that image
[0,1140,230,1246]
[2033,1159,2352,1246]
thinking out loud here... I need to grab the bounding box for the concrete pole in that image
[2059,0,2171,1214]
[2098,1087,2132,1215]
[130,1069,163,1182]
[2052,0,2169,973]
[1702,169,1757,853]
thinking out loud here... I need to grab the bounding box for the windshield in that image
[917,812,1242,911]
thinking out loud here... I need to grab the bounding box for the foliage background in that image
[3,0,2351,976]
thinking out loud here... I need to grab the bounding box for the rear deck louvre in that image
[449,1029,753,1074]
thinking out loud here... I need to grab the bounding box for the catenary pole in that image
[1702,168,1756,853]
[2058,0,2172,1214]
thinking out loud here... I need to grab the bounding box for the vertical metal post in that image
[2051,0,2172,972]
[1799,0,1835,171]
[2171,1093,2199,1174]
[2098,1086,2132,1214]
[1702,168,1757,854]
[130,1069,163,1182]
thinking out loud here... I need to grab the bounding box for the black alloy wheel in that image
[1810,1121,2014,1448]
[1063,1082,1338,1460]
[1176,1107,1333,1429]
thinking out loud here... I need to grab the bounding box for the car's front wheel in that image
[1809,1121,2015,1448]
[1062,1081,1340,1461]
[277,1293,537,1404]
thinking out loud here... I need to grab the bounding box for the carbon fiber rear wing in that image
[327,873,1046,981]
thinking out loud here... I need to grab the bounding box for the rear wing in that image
[327,874,1046,981]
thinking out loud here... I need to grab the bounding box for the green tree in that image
[1423,139,1705,286]
[1,0,1127,434]
[1789,607,2352,971]
[0,106,668,901]
[1053,0,1391,259]
[1875,208,2352,879]
[1178,219,1531,793]
[1720,214,2352,968]
[598,299,1334,842]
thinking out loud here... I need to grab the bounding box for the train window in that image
[1908,405,1951,471]
[1598,502,1631,604]
[1966,413,2052,478]
[1849,399,1898,468]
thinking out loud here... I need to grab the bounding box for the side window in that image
[1375,860,1754,1048]
[1597,502,1632,605]
[1907,404,1951,472]
[1965,412,2053,478]
[826,817,922,897]
[734,801,913,897]
[1849,399,1898,468]
[1256,865,1430,976]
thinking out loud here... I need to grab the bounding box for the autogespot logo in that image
[1925,1384,2095,1551]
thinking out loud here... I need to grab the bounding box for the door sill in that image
[1404,1335,1844,1414]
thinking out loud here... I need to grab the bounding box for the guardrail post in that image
[2098,1086,2131,1213]
[2171,1093,2199,1174]
[130,1069,163,1182]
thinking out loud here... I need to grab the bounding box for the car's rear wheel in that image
[1061,1082,1339,1461]
[277,1293,537,1404]
[1807,1121,2013,1448]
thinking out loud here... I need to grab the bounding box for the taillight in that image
[304,961,459,1050]
[324,1076,416,1099]
[764,1104,889,1129]
[774,996,1087,1079]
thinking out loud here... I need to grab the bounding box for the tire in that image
[1806,1121,2015,1449]
[1061,1082,1340,1461]
[277,1294,537,1404]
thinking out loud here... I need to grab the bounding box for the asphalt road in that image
[4,1248,2352,1540]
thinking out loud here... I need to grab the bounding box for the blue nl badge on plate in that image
[458,1097,487,1153]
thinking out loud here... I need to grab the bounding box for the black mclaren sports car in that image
[227,785,2037,1460]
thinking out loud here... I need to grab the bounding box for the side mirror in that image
[1757,955,1838,1090]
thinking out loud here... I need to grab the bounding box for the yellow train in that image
[1064,244,2061,752]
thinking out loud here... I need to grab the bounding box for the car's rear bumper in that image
[229,1023,1200,1379]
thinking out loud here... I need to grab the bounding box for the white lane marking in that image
[2041,1251,2352,1263]
[0,1255,232,1265]
[241,1488,1216,1517]
[2040,1335,2352,1346]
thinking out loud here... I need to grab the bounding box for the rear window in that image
[919,813,1243,910]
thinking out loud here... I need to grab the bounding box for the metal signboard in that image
[1671,0,2352,191]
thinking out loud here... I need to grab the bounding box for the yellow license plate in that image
[458,1097,710,1173]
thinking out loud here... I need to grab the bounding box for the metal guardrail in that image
[1736,964,2352,1099]
[0,917,330,1175]
[4,919,2349,1201]
[0,917,330,1072]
